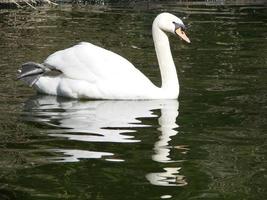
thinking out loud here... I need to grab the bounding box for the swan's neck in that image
[152,23,179,98]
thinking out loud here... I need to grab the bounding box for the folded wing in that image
[44,42,151,86]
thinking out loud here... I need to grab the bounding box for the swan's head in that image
[154,13,190,43]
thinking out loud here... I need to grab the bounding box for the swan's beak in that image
[175,28,191,43]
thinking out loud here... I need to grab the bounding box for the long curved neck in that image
[152,23,179,98]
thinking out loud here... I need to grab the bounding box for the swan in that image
[17,13,190,99]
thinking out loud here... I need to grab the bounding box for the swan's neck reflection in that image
[146,100,188,187]
[23,95,187,186]
[153,101,179,163]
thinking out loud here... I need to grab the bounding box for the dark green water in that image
[0,2,267,200]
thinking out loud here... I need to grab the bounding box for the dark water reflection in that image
[0,2,267,200]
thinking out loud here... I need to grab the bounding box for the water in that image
[0,2,267,200]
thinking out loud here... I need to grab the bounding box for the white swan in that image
[18,13,190,99]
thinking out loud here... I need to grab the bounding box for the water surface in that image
[0,2,266,200]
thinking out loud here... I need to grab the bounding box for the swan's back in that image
[45,42,150,85]
[41,42,158,99]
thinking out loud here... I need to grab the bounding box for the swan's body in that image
[37,42,162,99]
[18,13,190,99]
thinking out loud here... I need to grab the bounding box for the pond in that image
[0,1,267,200]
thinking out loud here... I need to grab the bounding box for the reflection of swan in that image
[18,13,190,99]
[49,149,114,163]
[24,96,163,144]
[146,167,187,187]
[153,101,179,163]
[145,100,188,187]
[23,96,187,186]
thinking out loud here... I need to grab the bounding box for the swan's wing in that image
[44,42,150,85]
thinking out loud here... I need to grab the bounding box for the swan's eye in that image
[173,22,186,31]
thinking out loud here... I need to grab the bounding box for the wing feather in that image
[44,42,149,86]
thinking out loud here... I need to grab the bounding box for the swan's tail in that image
[17,62,49,87]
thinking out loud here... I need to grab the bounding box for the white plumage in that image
[18,13,190,99]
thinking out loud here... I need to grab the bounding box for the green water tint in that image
[0,3,266,200]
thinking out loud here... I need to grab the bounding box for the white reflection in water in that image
[146,100,188,187]
[24,95,187,186]
[146,167,187,187]
[50,149,114,162]
[24,96,159,143]
[153,101,179,163]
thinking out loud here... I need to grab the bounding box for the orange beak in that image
[175,28,191,43]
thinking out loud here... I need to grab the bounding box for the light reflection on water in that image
[23,95,186,186]
[146,167,187,187]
